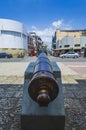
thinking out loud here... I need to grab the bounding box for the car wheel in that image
[63,56,65,58]
[74,55,77,58]
[5,56,8,58]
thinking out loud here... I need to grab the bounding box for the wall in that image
[0,19,27,57]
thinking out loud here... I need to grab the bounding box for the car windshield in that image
[67,52,75,54]
[0,53,6,55]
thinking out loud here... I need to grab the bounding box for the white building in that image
[0,19,28,57]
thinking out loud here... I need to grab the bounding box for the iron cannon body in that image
[28,52,59,106]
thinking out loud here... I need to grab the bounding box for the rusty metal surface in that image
[28,52,59,106]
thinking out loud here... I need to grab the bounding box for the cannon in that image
[21,52,65,130]
[28,52,59,106]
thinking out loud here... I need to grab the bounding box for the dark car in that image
[0,53,12,58]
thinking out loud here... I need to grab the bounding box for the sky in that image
[0,0,86,44]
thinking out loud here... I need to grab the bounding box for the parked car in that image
[59,52,79,58]
[0,52,12,58]
[53,50,59,57]
[18,53,24,58]
[29,50,35,56]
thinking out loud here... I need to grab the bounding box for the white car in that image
[59,52,79,58]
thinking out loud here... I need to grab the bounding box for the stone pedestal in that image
[21,62,65,130]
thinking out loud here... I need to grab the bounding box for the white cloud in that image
[31,26,54,42]
[30,20,73,43]
[36,28,54,37]
[52,19,72,30]
[31,25,37,30]
[52,20,63,28]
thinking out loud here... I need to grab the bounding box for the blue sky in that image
[0,0,86,43]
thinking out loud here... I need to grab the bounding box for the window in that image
[12,48,16,50]
[22,34,26,39]
[74,44,80,47]
[64,45,70,47]
[2,48,8,50]
[1,30,21,37]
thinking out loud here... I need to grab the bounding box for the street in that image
[0,55,86,62]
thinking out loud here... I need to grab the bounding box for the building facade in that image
[0,19,28,57]
[28,32,43,53]
[52,29,86,57]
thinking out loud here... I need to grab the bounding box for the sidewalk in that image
[57,62,86,84]
[0,62,86,84]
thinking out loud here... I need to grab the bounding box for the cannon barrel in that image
[28,52,59,106]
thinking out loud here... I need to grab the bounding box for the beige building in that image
[53,29,86,57]
[56,29,83,41]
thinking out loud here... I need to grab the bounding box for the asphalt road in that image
[0,55,86,62]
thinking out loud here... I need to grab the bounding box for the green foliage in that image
[41,45,47,50]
